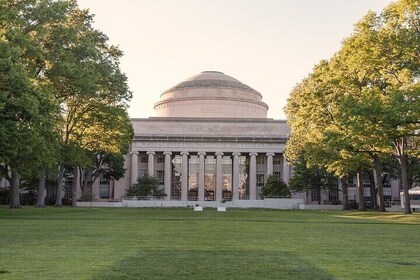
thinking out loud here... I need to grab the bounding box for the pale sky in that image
[77,0,395,120]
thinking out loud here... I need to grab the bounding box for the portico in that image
[130,150,288,201]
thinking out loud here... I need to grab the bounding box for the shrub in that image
[126,173,166,199]
[261,176,290,197]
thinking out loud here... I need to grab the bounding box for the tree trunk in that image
[400,153,411,214]
[82,169,92,198]
[55,165,65,207]
[394,137,411,214]
[71,166,79,207]
[317,188,321,205]
[356,171,366,211]
[88,181,94,208]
[368,171,377,210]
[36,168,46,208]
[9,170,21,209]
[341,177,349,210]
[373,154,386,212]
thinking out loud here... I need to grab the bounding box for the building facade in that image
[112,71,292,203]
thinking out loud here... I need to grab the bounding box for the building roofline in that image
[130,117,287,123]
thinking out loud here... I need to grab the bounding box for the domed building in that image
[154,71,268,119]
[109,71,292,206]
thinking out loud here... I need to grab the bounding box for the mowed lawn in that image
[0,207,419,280]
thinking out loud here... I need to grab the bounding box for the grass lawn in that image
[0,207,419,280]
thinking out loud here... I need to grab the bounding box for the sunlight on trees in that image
[286,0,419,214]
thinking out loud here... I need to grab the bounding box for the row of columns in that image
[130,151,289,201]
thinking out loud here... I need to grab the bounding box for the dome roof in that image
[162,71,262,97]
[154,71,268,118]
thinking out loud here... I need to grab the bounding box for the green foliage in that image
[0,189,8,205]
[80,192,95,203]
[0,34,59,207]
[126,173,166,198]
[289,158,338,200]
[408,156,420,188]
[285,0,419,213]
[1,0,133,206]
[261,175,290,197]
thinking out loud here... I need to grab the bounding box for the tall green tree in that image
[1,0,133,208]
[285,60,372,210]
[73,105,133,205]
[47,5,132,207]
[286,0,419,214]
[336,0,420,213]
[0,0,77,207]
[0,38,59,208]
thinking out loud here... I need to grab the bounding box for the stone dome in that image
[154,71,269,118]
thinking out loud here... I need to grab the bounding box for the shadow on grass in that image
[0,270,10,274]
[93,250,335,280]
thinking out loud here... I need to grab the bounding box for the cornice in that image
[130,117,288,123]
[153,96,269,110]
[134,135,287,144]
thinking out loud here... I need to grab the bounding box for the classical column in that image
[249,152,258,200]
[266,152,274,178]
[215,152,224,201]
[181,152,189,201]
[147,151,155,176]
[130,152,138,185]
[232,152,241,200]
[198,152,206,201]
[282,154,290,184]
[163,152,172,201]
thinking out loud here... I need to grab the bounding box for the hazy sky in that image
[77,0,394,120]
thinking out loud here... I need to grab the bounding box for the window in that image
[188,156,199,201]
[347,177,356,188]
[328,182,339,203]
[257,173,265,199]
[222,156,231,164]
[257,174,265,185]
[205,156,216,201]
[273,156,281,164]
[100,185,110,199]
[171,155,182,200]
[311,188,321,202]
[99,174,110,199]
[64,174,73,199]
[239,156,249,200]
[273,171,281,180]
[156,170,164,186]
[363,175,371,189]
[222,156,232,201]
[362,175,372,198]
[100,179,109,185]
[383,176,391,188]
[140,155,148,163]
[257,156,265,165]
[157,154,164,163]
